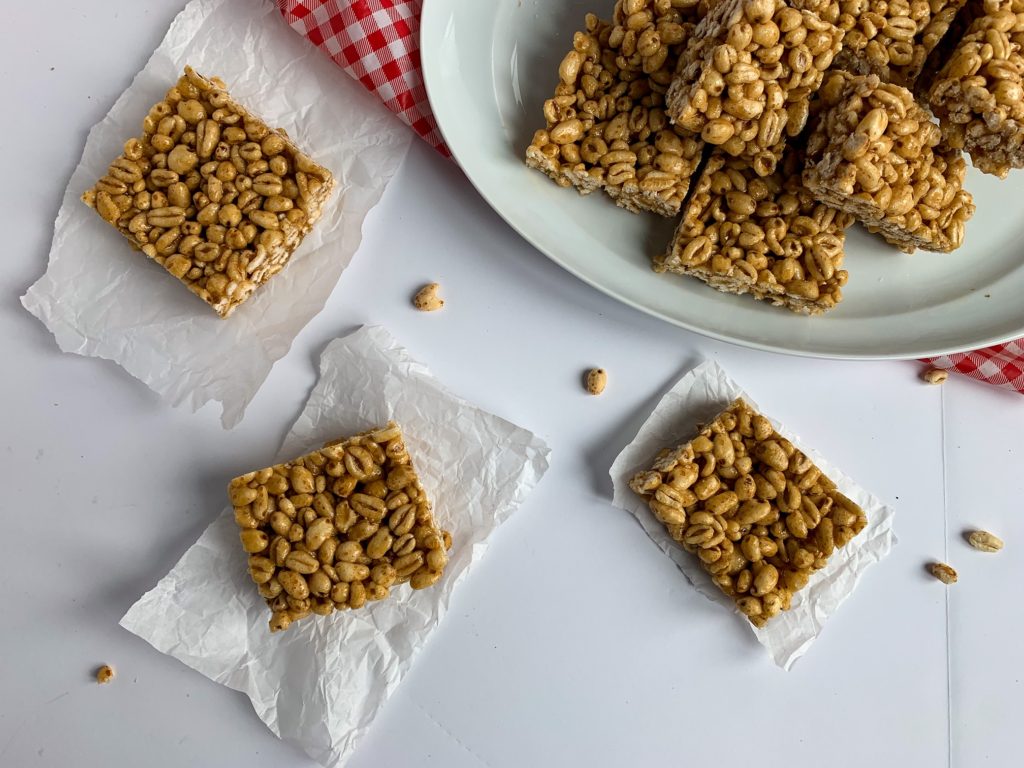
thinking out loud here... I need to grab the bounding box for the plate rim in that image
[419,0,1024,361]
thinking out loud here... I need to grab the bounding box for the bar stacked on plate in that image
[523,0,1016,315]
[665,0,845,176]
[656,146,855,314]
[926,0,1024,178]
[803,72,975,253]
[525,0,707,216]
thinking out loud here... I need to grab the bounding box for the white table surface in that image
[3,2,1022,766]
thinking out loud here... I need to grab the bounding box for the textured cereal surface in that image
[82,67,334,318]
[629,398,867,627]
[229,422,452,633]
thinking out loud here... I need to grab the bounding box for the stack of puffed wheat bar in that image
[525,0,1022,315]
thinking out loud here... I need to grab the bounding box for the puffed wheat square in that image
[928,0,1024,178]
[82,66,335,318]
[803,72,975,252]
[655,147,854,314]
[665,0,844,176]
[525,1,706,216]
[229,422,452,633]
[629,398,867,628]
[823,0,967,89]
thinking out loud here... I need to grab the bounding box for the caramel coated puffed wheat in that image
[928,0,1024,178]
[804,0,968,89]
[525,0,707,216]
[230,422,452,632]
[803,73,975,252]
[82,67,335,318]
[629,398,867,627]
[930,561,958,583]
[655,147,854,314]
[967,529,1004,552]
[666,0,844,176]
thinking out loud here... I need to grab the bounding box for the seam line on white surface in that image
[411,698,493,767]
[940,386,952,768]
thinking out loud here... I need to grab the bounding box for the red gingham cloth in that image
[923,342,1024,394]
[276,0,1024,395]
[276,0,449,156]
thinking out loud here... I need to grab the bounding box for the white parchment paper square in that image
[21,0,412,428]
[610,360,896,670]
[120,325,551,767]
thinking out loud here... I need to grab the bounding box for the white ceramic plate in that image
[421,0,1024,359]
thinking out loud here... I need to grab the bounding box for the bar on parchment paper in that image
[82,67,334,318]
[229,421,453,633]
[629,398,868,628]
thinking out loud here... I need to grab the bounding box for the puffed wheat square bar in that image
[665,0,844,176]
[229,422,452,633]
[803,73,975,252]
[818,0,967,89]
[525,1,706,216]
[655,147,854,314]
[82,66,335,318]
[928,0,1024,178]
[629,398,867,628]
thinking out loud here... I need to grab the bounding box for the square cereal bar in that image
[629,398,867,628]
[928,0,1024,178]
[229,422,452,633]
[82,66,335,318]
[813,0,968,89]
[803,73,975,252]
[655,148,854,314]
[525,1,706,216]
[665,0,844,176]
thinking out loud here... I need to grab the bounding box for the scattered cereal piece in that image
[585,368,608,395]
[922,368,949,385]
[413,283,444,311]
[930,562,958,584]
[968,530,1004,553]
[96,665,115,684]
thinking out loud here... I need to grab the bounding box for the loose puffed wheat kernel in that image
[968,530,1003,553]
[413,283,444,312]
[930,562,958,584]
[585,368,608,395]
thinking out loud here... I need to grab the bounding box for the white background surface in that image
[2,2,1022,766]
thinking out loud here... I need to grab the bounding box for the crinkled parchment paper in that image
[21,0,411,428]
[120,325,551,767]
[610,360,896,670]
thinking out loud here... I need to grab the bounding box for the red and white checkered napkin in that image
[276,1,1024,395]
[276,0,449,156]
[923,341,1024,395]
